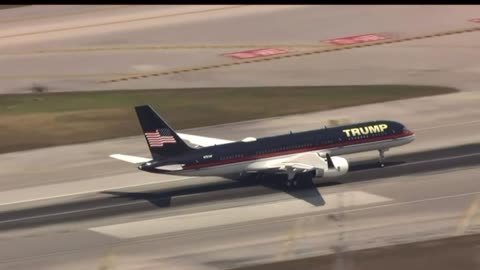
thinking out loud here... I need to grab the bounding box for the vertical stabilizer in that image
[135,105,193,160]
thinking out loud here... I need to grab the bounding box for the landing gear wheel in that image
[284,176,299,189]
[285,180,292,188]
[284,174,309,189]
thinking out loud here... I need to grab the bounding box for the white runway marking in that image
[89,191,392,239]
[0,174,190,207]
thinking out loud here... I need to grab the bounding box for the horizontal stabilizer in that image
[110,154,152,164]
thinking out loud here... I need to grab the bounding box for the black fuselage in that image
[141,120,414,172]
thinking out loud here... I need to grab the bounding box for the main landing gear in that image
[250,172,314,189]
[285,177,299,188]
[284,172,314,189]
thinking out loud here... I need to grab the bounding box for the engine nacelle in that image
[314,156,349,178]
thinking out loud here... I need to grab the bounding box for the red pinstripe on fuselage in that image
[182,130,414,170]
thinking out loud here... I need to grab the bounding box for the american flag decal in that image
[145,128,177,147]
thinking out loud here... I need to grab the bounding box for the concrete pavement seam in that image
[0,5,246,40]
[0,5,132,25]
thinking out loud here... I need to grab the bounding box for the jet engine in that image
[322,156,349,177]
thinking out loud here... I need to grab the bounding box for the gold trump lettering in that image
[342,124,388,137]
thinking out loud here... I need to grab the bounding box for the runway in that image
[0,152,478,269]
[235,233,480,270]
[0,144,479,232]
[1,5,480,270]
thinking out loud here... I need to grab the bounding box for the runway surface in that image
[0,144,478,231]
[235,233,480,270]
[1,5,480,270]
[0,144,479,269]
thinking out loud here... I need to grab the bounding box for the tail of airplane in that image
[135,105,194,160]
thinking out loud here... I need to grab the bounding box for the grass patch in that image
[0,85,457,153]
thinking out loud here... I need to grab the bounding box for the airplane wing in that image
[109,154,151,164]
[246,152,328,177]
[246,152,332,207]
[177,133,233,148]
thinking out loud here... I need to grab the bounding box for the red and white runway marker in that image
[469,18,480,23]
[328,34,388,45]
[223,48,289,59]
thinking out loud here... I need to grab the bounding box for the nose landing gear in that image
[378,149,386,168]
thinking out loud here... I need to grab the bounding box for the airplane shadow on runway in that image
[101,160,406,208]
[103,190,172,208]
[260,178,326,206]
[102,177,329,208]
[101,180,253,208]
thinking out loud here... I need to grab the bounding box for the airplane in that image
[110,105,415,191]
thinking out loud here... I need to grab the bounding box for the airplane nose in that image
[403,127,414,136]
[402,127,416,142]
